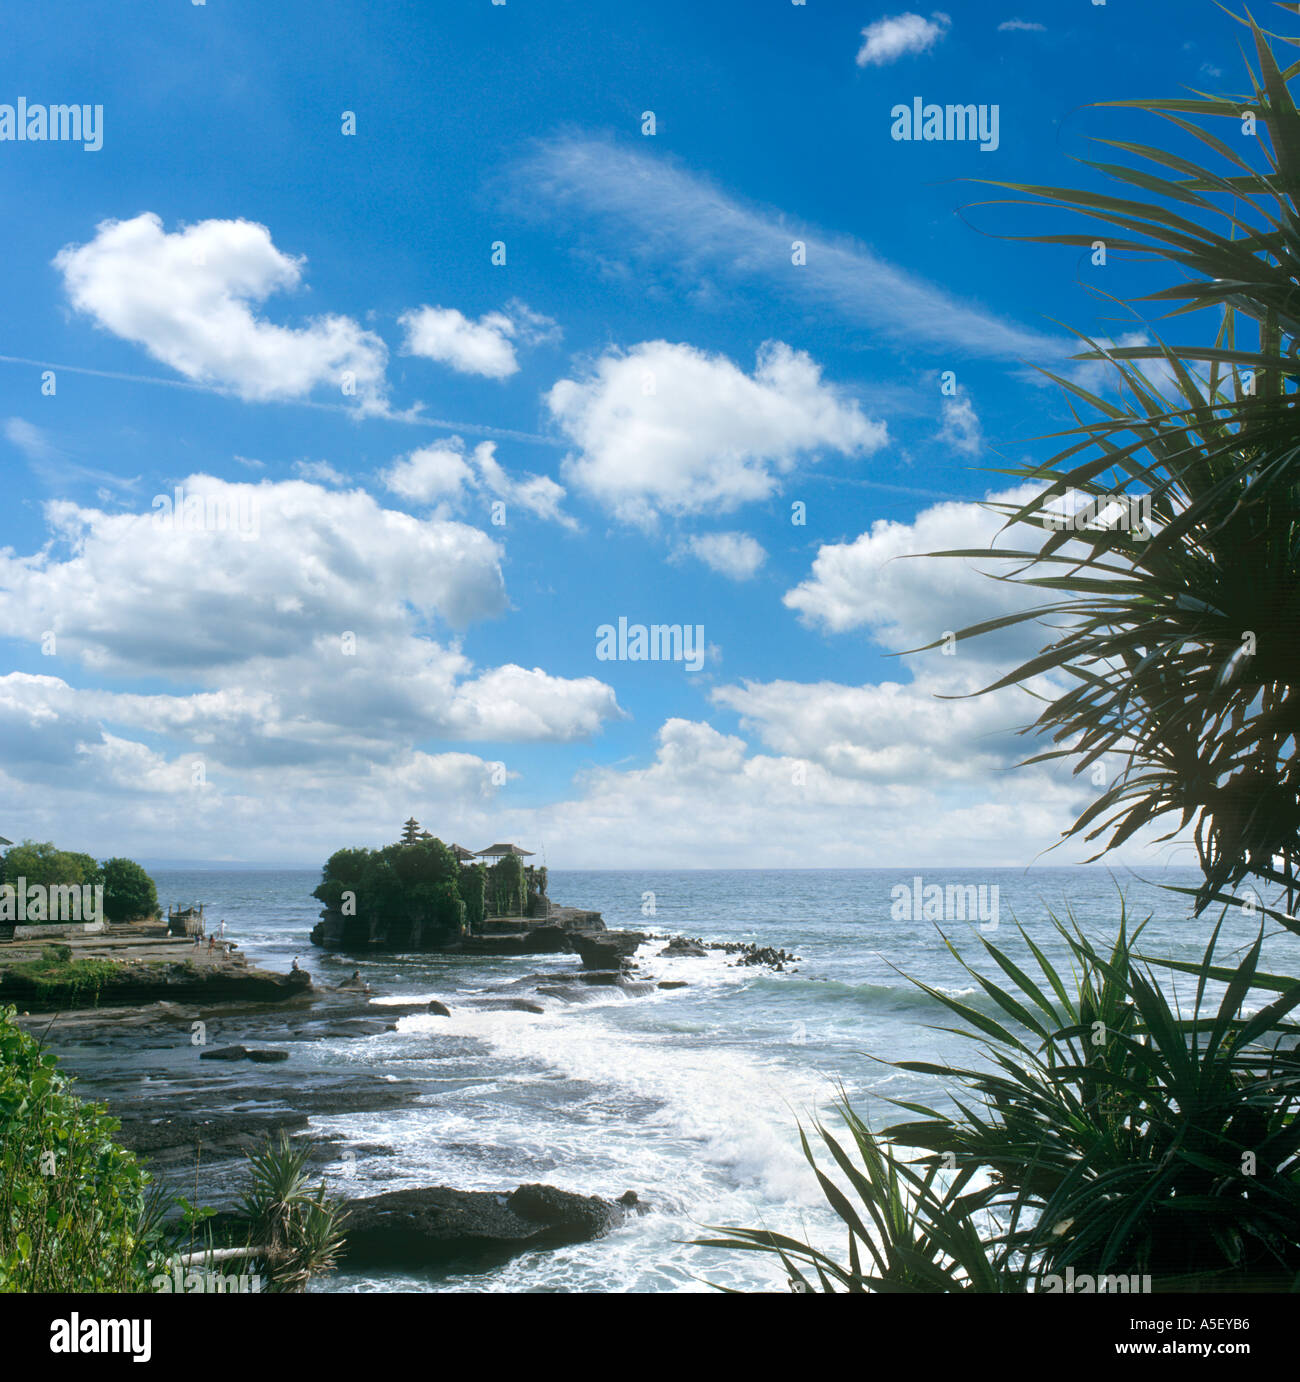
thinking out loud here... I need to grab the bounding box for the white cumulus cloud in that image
[381,443,476,504]
[54,213,388,409]
[783,483,1054,670]
[856,11,951,66]
[381,438,575,528]
[400,306,519,379]
[547,340,885,526]
[677,532,767,581]
[399,299,557,379]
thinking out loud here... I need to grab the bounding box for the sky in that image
[0,0,1252,868]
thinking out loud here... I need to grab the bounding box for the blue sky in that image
[0,1,1249,866]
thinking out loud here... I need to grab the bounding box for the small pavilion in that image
[474,843,536,862]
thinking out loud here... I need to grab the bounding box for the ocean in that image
[136,863,1297,1294]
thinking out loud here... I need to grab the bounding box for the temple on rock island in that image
[309,818,603,953]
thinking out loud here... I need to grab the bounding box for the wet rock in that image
[455,926,573,956]
[313,1018,394,1038]
[659,937,708,958]
[342,1182,629,1266]
[199,1045,253,1061]
[198,1044,287,1062]
[427,1000,452,1017]
[571,931,646,970]
[657,979,689,990]
[117,1110,311,1159]
[706,941,801,969]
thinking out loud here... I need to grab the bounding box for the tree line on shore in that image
[0,841,158,926]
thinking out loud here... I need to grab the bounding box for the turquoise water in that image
[144,864,1298,1293]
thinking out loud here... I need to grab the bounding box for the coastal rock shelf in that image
[310,904,607,954]
[0,947,312,1010]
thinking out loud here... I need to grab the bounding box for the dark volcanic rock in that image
[312,1018,395,1038]
[571,931,646,970]
[116,1110,311,1158]
[659,937,708,958]
[0,960,312,1011]
[505,1183,614,1237]
[111,1081,422,1166]
[342,1182,628,1265]
[617,1190,649,1214]
[657,980,689,990]
[427,1000,452,1017]
[312,906,605,953]
[198,1044,288,1063]
[454,926,573,956]
[199,1045,253,1061]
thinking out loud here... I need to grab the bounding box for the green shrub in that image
[0,1005,170,1292]
[4,955,120,1001]
[699,1099,1027,1293]
[100,857,159,923]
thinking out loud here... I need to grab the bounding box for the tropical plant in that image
[236,1132,347,1292]
[698,1099,1030,1293]
[881,908,1300,1289]
[704,907,1300,1291]
[705,4,1300,1296]
[925,11,1300,914]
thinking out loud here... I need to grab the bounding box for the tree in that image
[64,853,103,889]
[312,837,467,936]
[99,858,159,924]
[1,841,91,890]
[929,11,1300,916]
